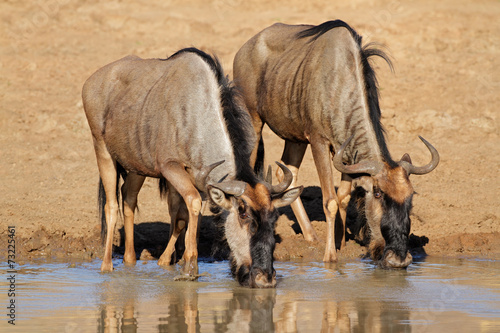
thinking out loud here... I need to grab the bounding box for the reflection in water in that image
[99,299,137,333]
[94,261,415,332]
[97,280,277,332]
[95,285,415,332]
[10,257,500,332]
[272,265,414,333]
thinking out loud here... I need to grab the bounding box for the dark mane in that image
[296,20,361,44]
[168,48,258,184]
[167,47,224,83]
[297,20,397,166]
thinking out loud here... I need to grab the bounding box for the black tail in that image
[98,178,106,245]
[98,163,127,245]
[254,136,265,179]
[159,177,168,199]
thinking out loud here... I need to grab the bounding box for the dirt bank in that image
[1,0,499,263]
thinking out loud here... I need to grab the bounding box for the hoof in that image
[123,254,137,266]
[123,259,137,266]
[322,251,338,263]
[157,256,172,267]
[100,261,113,272]
[180,258,199,277]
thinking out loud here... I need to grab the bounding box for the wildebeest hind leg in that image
[249,114,264,171]
[159,187,188,266]
[310,137,339,262]
[121,172,145,265]
[159,161,202,277]
[94,139,119,272]
[278,140,318,242]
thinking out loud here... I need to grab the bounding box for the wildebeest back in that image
[82,53,236,183]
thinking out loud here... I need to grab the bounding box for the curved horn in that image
[211,180,248,197]
[270,162,293,194]
[265,165,273,185]
[332,135,383,176]
[399,136,440,175]
[195,160,225,191]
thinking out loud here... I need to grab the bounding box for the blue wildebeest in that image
[233,20,439,268]
[82,48,302,287]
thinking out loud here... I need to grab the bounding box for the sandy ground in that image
[1,0,499,263]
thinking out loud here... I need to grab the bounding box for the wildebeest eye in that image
[373,187,382,199]
[238,200,249,219]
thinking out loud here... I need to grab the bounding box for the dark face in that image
[378,192,414,268]
[356,166,414,268]
[208,182,302,288]
[230,197,278,288]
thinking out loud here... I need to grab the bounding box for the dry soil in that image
[1,0,499,264]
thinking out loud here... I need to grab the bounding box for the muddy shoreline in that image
[7,209,500,264]
[1,0,499,265]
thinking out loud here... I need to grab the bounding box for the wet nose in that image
[383,250,413,269]
[253,270,277,288]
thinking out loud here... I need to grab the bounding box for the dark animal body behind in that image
[82,48,302,287]
[233,20,439,267]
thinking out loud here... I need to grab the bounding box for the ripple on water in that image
[7,256,500,332]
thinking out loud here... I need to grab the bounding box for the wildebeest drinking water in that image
[82,48,302,287]
[233,20,439,268]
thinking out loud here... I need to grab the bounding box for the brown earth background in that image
[1,0,499,263]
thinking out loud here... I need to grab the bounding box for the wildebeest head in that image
[199,161,302,288]
[334,135,439,268]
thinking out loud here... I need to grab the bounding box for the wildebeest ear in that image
[207,185,233,210]
[272,186,303,209]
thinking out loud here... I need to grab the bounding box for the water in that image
[2,256,500,332]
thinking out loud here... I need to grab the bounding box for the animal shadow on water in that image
[279,185,430,259]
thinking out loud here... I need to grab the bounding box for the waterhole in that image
[3,256,499,332]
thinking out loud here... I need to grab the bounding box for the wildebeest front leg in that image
[158,161,202,278]
[310,137,339,262]
[94,139,119,272]
[121,172,145,265]
[278,140,319,242]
